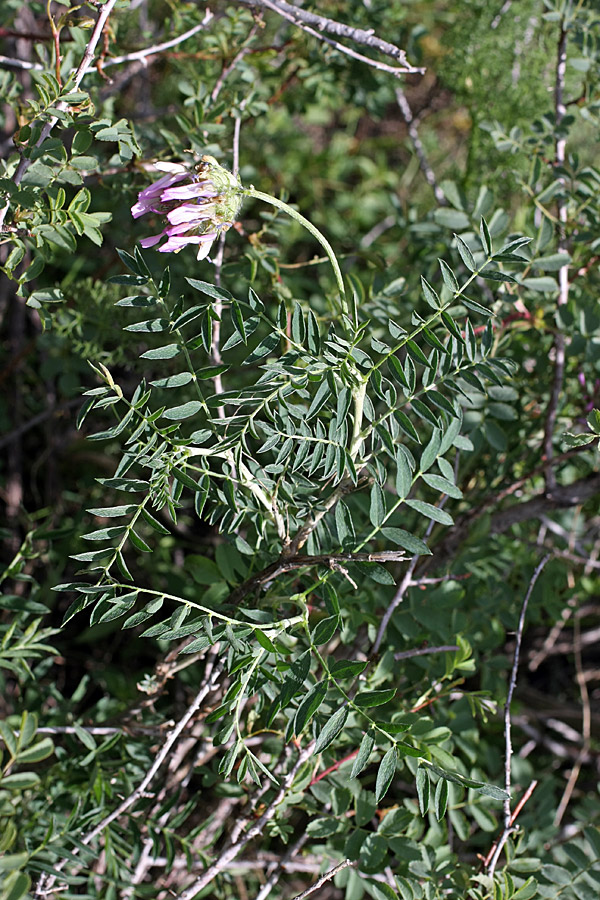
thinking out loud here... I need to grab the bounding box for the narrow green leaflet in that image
[369,482,386,527]
[454,234,477,272]
[140,344,181,360]
[416,766,430,815]
[351,731,375,779]
[162,401,204,420]
[375,746,397,803]
[405,499,453,526]
[354,689,396,708]
[380,528,431,555]
[314,706,349,754]
[421,473,463,499]
[294,682,327,735]
[434,777,449,820]
[185,278,232,302]
[329,659,367,678]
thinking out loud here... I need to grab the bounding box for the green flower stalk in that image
[132,154,347,312]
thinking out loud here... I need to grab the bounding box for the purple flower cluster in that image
[131,156,243,260]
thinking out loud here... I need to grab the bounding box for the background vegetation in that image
[1,1,600,899]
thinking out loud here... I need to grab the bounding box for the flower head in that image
[132,156,243,261]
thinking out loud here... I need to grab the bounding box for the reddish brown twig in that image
[482,779,538,869]
[310,749,359,785]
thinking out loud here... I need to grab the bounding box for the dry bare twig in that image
[395,87,446,205]
[394,644,459,661]
[287,859,355,900]
[254,830,310,900]
[1,15,215,75]
[373,496,449,654]
[34,652,223,899]
[228,549,407,606]
[178,744,315,900]
[486,555,550,877]
[554,602,593,825]
[239,0,423,75]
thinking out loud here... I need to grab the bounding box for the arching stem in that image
[243,187,348,317]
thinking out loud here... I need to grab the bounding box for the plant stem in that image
[244,187,348,316]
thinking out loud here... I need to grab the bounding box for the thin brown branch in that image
[0,55,44,71]
[554,611,593,826]
[282,476,364,558]
[490,474,600,534]
[487,555,550,878]
[372,556,418,655]
[483,780,538,869]
[373,495,447,653]
[178,744,315,900]
[228,549,406,605]
[359,214,396,249]
[0,397,80,450]
[394,644,459,661]
[310,750,358,786]
[34,652,223,898]
[395,87,446,205]
[254,830,310,900]
[430,471,600,571]
[83,14,214,73]
[209,45,252,404]
[210,25,258,103]
[288,860,355,900]
[240,0,423,75]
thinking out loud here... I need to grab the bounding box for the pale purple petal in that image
[154,162,188,175]
[132,197,158,218]
[132,172,188,218]
[196,239,216,260]
[166,203,216,226]
[164,223,218,239]
[139,232,164,248]
[161,183,218,202]
[158,235,204,253]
